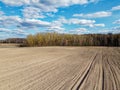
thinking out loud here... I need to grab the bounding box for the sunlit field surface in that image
[0,47,120,90]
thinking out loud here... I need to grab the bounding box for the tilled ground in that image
[0,47,120,90]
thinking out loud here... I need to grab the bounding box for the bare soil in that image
[0,47,120,90]
[0,43,20,48]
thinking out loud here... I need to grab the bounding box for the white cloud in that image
[68,18,105,27]
[98,26,120,34]
[0,13,105,37]
[52,17,105,28]
[55,16,68,24]
[0,14,65,33]
[0,16,22,27]
[90,0,99,3]
[0,13,106,37]
[19,19,51,28]
[112,26,120,31]
[46,26,65,33]
[1,0,99,12]
[22,7,45,19]
[0,28,28,35]
[69,19,95,26]
[0,15,50,28]
[0,28,9,33]
[75,28,87,32]
[111,5,120,11]
[0,11,4,16]
[69,28,89,34]
[113,19,120,24]
[19,19,65,33]
[73,11,112,18]
[94,24,105,27]
[1,0,93,6]
[0,0,31,6]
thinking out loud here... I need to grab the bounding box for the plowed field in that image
[0,47,120,90]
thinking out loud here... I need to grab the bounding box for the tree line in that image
[26,33,120,46]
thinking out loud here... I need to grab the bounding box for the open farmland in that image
[0,47,120,90]
[0,43,20,48]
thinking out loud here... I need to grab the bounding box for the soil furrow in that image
[0,47,119,90]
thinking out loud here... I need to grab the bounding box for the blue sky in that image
[0,0,120,39]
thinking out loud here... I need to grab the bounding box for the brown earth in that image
[0,43,20,48]
[0,47,120,90]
